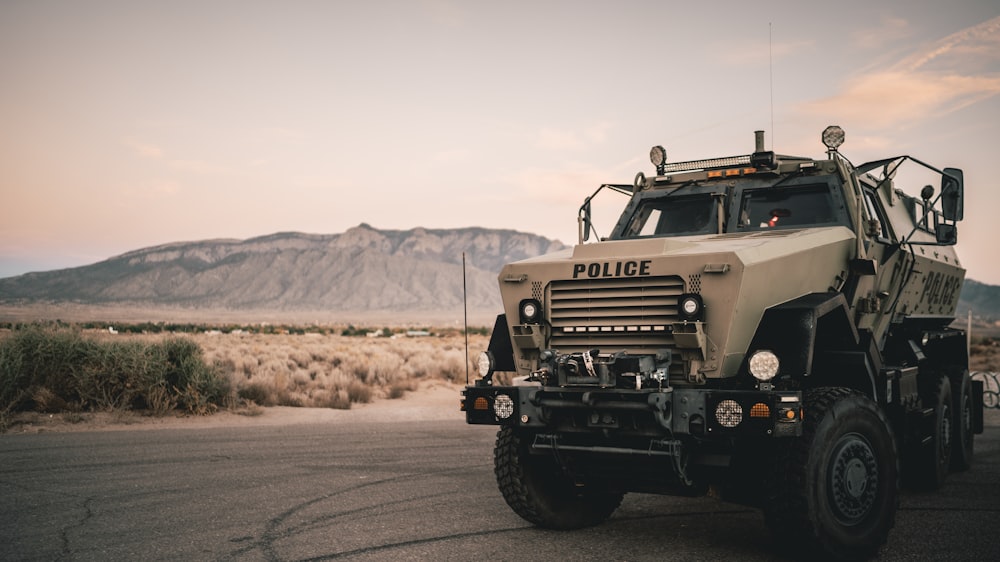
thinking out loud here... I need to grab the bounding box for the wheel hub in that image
[828,433,878,525]
[940,404,952,461]
[843,458,868,498]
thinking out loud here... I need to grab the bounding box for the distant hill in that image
[958,279,1000,323]
[0,224,566,320]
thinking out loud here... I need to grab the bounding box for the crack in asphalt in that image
[222,470,451,561]
[59,496,94,560]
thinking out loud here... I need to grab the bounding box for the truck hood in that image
[566,227,856,266]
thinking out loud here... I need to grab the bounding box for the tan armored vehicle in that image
[463,127,982,559]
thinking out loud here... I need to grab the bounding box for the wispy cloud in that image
[126,137,238,176]
[169,159,234,176]
[535,121,614,151]
[119,179,180,200]
[800,16,1000,128]
[902,16,1000,72]
[851,16,913,50]
[125,138,164,159]
[714,37,815,66]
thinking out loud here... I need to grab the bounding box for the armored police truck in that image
[462,127,983,559]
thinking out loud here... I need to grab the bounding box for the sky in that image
[2,0,999,284]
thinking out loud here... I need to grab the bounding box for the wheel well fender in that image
[487,314,517,372]
[743,292,877,398]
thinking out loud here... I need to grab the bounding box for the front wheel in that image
[493,427,623,529]
[765,387,898,560]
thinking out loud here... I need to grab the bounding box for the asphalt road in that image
[2,411,999,561]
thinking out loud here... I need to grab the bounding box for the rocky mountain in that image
[0,224,566,318]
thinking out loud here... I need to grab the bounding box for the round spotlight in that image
[519,299,542,324]
[822,126,845,150]
[715,399,743,428]
[678,294,704,321]
[649,145,667,168]
[493,394,515,419]
[477,351,495,379]
[748,350,780,381]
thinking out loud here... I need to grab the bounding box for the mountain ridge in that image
[1,224,998,326]
[0,225,567,318]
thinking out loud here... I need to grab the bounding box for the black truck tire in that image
[951,370,974,471]
[493,427,623,530]
[905,375,953,490]
[765,387,898,560]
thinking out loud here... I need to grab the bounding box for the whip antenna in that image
[769,22,775,149]
[463,252,469,385]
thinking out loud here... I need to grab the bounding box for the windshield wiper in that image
[765,170,804,190]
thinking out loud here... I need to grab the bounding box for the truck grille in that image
[548,275,685,355]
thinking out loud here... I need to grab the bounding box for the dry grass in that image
[971,337,1000,372]
[193,332,486,409]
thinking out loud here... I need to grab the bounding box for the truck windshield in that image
[736,184,841,230]
[622,194,717,238]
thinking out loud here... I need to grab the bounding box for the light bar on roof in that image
[660,155,752,174]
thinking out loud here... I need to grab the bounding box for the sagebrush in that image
[0,325,228,418]
[0,324,487,425]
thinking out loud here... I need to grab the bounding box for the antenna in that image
[769,22,775,149]
[463,252,469,385]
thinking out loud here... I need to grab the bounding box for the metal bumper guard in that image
[463,385,802,439]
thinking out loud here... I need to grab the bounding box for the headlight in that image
[477,351,495,378]
[677,293,704,322]
[715,399,743,428]
[748,350,779,381]
[493,394,515,419]
[519,299,542,324]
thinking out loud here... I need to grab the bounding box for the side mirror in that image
[941,168,964,221]
[579,200,592,242]
[936,222,958,245]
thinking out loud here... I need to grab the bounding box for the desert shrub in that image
[0,325,92,410]
[71,344,131,411]
[0,324,228,417]
[439,349,468,383]
[345,380,373,403]
[311,388,351,409]
[388,379,416,399]
[366,348,405,385]
[403,353,437,379]
[238,381,275,406]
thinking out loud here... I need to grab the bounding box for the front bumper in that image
[462,384,802,439]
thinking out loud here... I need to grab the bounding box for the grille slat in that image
[548,275,685,355]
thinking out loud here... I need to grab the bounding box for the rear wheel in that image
[951,371,974,471]
[765,387,898,560]
[494,427,623,529]
[905,375,952,490]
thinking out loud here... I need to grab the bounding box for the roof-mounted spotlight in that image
[649,145,667,175]
[822,125,845,152]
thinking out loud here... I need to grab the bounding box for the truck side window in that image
[862,189,893,241]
